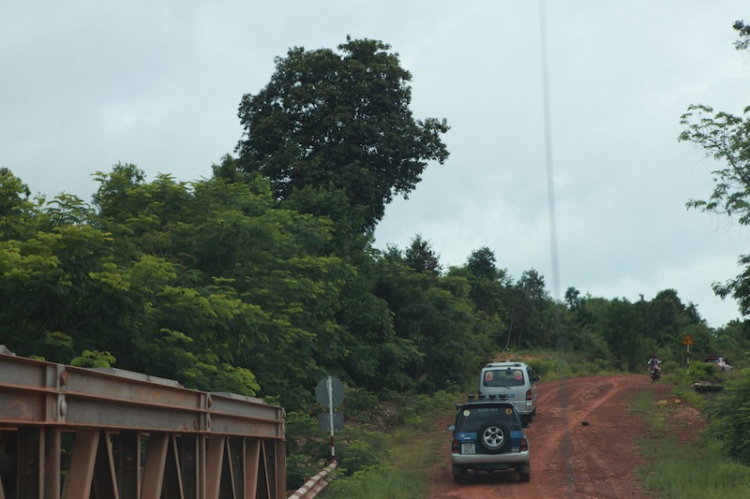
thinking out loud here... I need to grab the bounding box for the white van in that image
[478,361,539,422]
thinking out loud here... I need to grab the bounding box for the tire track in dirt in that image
[528,376,632,497]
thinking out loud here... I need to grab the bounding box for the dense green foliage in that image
[0,164,740,404]
[236,37,449,232]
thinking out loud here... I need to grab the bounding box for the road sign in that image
[317,412,344,431]
[315,376,345,408]
[315,376,346,458]
[682,335,694,346]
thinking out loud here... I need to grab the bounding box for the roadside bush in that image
[529,356,570,381]
[344,387,380,422]
[285,411,330,490]
[336,426,389,475]
[402,388,459,430]
[661,360,680,376]
[322,465,387,499]
[706,368,750,465]
[285,411,390,489]
[596,357,613,372]
[575,360,605,377]
[691,363,723,383]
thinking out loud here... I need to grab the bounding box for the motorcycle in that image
[649,367,661,382]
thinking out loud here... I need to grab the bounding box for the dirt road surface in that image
[428,374,704,499]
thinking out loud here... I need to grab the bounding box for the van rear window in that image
[483,369,525,387]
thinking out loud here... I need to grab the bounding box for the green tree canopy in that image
[449,248,512,341]
[404,235,441,274]
[236,37,450,231]
[507,269,552,348]
[679,20,750,315]
[0,167,34,239]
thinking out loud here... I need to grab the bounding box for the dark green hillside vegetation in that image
[3,160,736,408]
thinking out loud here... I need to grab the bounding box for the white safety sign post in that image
[327,377,335,457]
[315,376,345,459]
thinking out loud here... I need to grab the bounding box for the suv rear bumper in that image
[516,402,534,415]
[452,450,530,467]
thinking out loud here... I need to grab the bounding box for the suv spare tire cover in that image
[477,421,510,454]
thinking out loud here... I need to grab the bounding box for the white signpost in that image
[315,376,345,458]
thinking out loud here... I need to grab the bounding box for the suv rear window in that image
[457,405,520,431]
[483,368,525,387]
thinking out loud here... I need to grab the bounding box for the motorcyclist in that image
[648,354,662,377]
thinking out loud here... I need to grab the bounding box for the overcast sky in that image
[3,1,750,328]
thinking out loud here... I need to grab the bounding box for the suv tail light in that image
[520,437,528,452]
[525,389,533,402]
[451,439,459,453]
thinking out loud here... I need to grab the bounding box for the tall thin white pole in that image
[327,376,335,458]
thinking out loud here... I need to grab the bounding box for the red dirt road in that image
[428,375,704,499]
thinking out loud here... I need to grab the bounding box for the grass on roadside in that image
[321,390,457,499]
[322,425,448,499]
[631,391,750,498]
[503,348,621,381]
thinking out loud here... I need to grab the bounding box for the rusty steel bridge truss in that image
[0,351,286,498]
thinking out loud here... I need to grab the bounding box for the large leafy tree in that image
[602,298,646,371]
[0,167,34,239]
[679,20,750,314]
[507,269,553,348]
[461,247,512,317]
[236,37,450,231]
[642,289,688,344]
[404,235,441,274]
[448,248,512,350]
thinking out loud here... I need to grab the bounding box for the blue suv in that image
[448,397,531,483]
